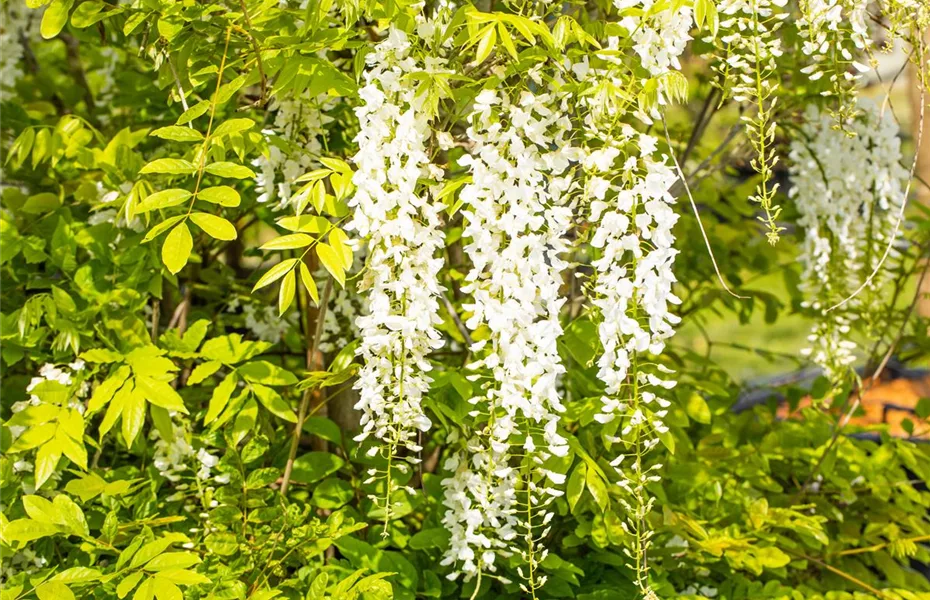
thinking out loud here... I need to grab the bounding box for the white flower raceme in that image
[0,3,32,93]
[796,0,870,120]
[253,94,336,210]
[615,0,694,77]
[583,125,680,595]
[589,136,681,408]
[710,0,789,242]
[442,78,578,586]
[349,28,446,468]
[439,432,519,581]
[789,103,907,382]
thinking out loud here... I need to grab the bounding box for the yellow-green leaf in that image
[212,118,254,138]
[252,259,298,292]
[204,162,255,179]
[299,262,319,304]
[176,101,209,125]
[279,270,295,315]
[136,189,191,213]
[474,24,496,64]
[142,216,186,244]
[35,441,62,490]
[190,212,236,241]
[41,0,74,39]
[150,126,203,143]
[121,388,146,447]
[328,228,353,268]
[36,582,75,600]
[197,186,240,207]
[315,242,345,288]
[140,159,196,176]
[162,222,193,274]
[260,233,314,251]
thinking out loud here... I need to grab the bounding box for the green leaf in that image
[291,451,345,485]
[408,528,451,550]
[64,472,108,501]
[585,468,609,512]
[176,101,210,125]
[162,223,192,275]
[311,478,354,509]
[1,519,62,543]
[299,262,320,304]
[238,361,298,386]
[121,387,146,446]
[6,128,35,169]
[132,578,155,600]
[131,537,181,569]
[190,213,236,241]
[41,0,74,39]
[144,552,201,571]
[142,216,186,243]
[135,376,189,414]
[150,126,203,143]
[204,532,238,556]
[187,360,222,385]
[474,24,497,64]
[252,384,296,422]
[151,579,182,600]
[252,259,298,292]
[35,441,62,490]
[277,215,331,233]
[197,186,240,207]
[152,570,210,586]
[212,118,254,138]
[36,582,75,600]
[278,270,296,315]
[328,228,353,267]
[140,159,196,176]
[117,572,144,599]
[136,189,192,213]
[316,242,345,287]
[686,393,712,424]
[51,567,103,584]
[566,462,586,512]
[204,373,237,425]
[204,162,255,179]
[260,233,314,251]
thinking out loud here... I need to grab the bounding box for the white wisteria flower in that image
[349,27,447,487]
[789,103,908,382]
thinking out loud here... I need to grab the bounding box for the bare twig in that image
[662,117,748,300]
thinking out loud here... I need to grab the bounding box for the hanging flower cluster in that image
[709,0,789,243]
[789,103,908,382]
[253,95,336,210]
[796,0,871,122]
[585,131,681,594]
[349,27,447,512]
[0,3,31,94]
[440,76,578,589]
[615,0,694,78]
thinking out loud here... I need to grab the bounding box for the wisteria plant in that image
[3,0,930,598]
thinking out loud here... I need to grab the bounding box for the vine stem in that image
[280,278,333,496]
[661,117,748,300]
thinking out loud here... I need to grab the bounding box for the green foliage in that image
[2,0,930,599]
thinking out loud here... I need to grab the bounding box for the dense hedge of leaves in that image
[3,1,930,599]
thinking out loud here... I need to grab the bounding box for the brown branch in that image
[280,278,333,496]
